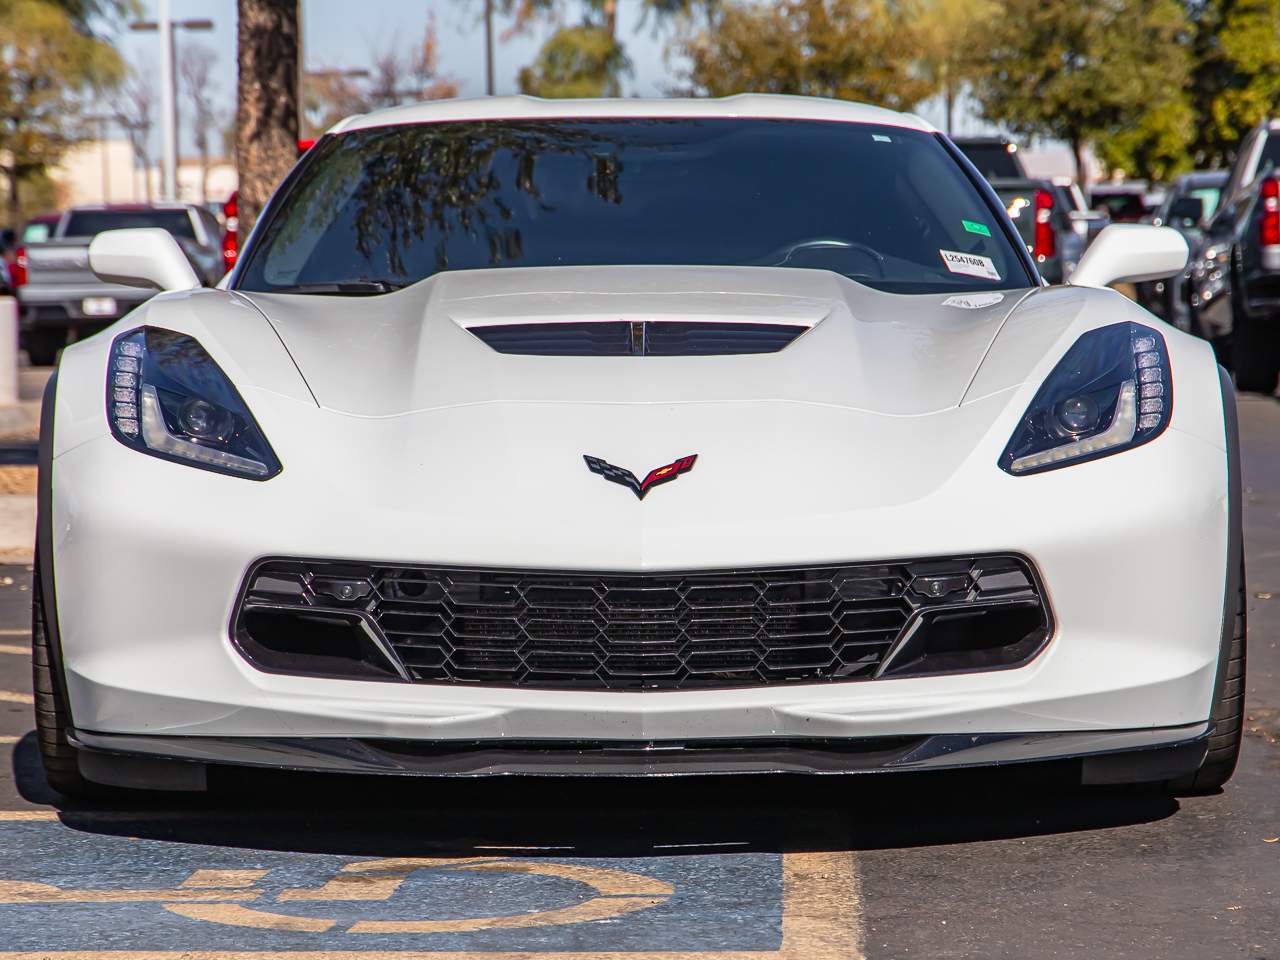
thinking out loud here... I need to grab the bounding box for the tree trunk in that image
[5,169,18,230]
[1070,134,1088,192]
[236,0,299,238]
[602,0,617,37]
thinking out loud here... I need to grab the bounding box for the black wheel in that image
[1167,559,1246,794]
[31,550,96,799]
[1231,293,1280,393]
[23,329,66,368]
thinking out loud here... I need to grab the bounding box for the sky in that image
[108,0,681,156]
[104,0,992,158]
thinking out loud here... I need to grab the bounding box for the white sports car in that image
[34,96,1244,797]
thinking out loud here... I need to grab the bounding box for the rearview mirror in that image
[1067,224,1188,289]
[88,228,200,293]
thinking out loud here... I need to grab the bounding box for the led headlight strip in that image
[1001,323,1171,476]
[107,327,282,480]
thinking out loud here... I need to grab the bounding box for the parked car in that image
[1189,119,1280,390]
[952,136,1026,180]
[37,96,1236,800]
[19,212,61,245]
[1135,170,1227,330]
[1090,182,1153,223]
[990,177,1087,283]
[1052,176,1110,245]
[14,203,225,365]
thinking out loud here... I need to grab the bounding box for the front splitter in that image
[69,723,1209,780]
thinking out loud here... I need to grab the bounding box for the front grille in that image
[467,321,807,356]
[234,556,1050,691]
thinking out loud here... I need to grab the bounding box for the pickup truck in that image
[1189,119,1280,391]
[14,203,224,365]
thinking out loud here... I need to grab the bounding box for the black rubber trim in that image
[35,368,72,727]
[1216,363,1244,705]
[68,723,1209,778]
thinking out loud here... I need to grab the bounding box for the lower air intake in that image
[233,556,1052,691]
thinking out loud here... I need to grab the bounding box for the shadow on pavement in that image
[11,732,1180,857]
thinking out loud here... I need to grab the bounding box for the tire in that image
[31,550,97,799]
[1230,289,1280,393]
[23,329,66,368]
[1167,559,1246,794]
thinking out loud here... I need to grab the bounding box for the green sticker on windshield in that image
[962,219,992,237]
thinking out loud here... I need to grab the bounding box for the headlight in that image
[107,327,282,480]
[999,322,1170,475]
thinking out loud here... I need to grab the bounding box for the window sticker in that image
[942,293,1006,309]
[939,249,1001,280]
[872,134,892,143]
[962,219,992,237]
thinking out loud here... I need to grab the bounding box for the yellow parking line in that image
[0,644,29,655]
[0,811,56,821]
[0,629,30,637]
[0,690,32,704]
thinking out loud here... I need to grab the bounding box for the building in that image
[49,138,237,209]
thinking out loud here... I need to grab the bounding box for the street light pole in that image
[484,0,495,96]
[158,0,175,201]
[130,12,213,203]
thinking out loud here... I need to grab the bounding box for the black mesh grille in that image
[467,321,807,356]
[234,556,1049,691]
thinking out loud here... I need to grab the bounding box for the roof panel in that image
[330,94,934,135]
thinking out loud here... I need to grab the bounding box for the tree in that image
[508,0,705,98]
[113,65,155,203]
[913,0,999,135]
[236,0,299,237]
[1095,95,1195,182]
[973,0,1190,186]
[676,0,936,109]
[180,43,221,203]
[518,24,630,97]
[1186,0,1280,168]
[304,23,458,138]
[0,0,122,225]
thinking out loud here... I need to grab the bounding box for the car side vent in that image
[467,321,807,356]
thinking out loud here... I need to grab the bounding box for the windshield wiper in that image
[272,280,409,296]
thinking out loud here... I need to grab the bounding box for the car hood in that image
[237,266,1039,418]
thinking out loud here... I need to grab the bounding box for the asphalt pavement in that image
[0,398,1276,959]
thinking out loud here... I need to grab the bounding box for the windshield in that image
[237,118,1034,296]
[62,209,197,241]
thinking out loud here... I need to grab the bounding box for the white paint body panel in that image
[49,272,1231,745]
[329,94,935,136]
[1068,223,1190,289]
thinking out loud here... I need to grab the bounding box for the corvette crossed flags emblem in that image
[583,454,698,500]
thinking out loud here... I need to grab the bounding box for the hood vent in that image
[467,320,808,357]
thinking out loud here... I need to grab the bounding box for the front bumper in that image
[49,411,1230,752]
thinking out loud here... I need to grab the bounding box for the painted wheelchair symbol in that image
[0,856,674,933]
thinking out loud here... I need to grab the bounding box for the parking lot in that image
[0,399,1275,960]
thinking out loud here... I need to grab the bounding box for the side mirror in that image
[1166,196,1205,227]
[1067,224,1189,289]
[88,228,201,292]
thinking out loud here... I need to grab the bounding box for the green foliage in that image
[1187,0,1280,167]
[973,0,1190,182]
[518,24,631,97]
[677,0,936,109]
[0,0,124,219]
[1095,96,1196,181]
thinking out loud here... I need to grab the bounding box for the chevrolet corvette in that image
[34,95,1243,796]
